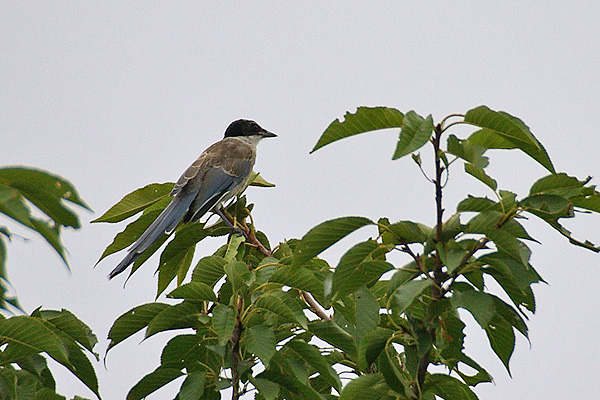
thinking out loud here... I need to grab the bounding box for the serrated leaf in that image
[145,302,200,339]
[393,111,434,160]
[168,282,217,303]
[312,107,405,152]
[423,373,479,400]
[244,324,277,366]
[333,240,393,296]
[39,309,98,354]
[92,182,173,223]
[379,218,431,245]
[357,327,394,371]
[465,105,554,173]
[0,315,100,399]
[285,339,341,391]
[177,371,205,400]
[480,252,540,313]
[464,163,497,191]
[451,288,526,373]
[308,320,357,357]
[338,373,388,400]
[212,305,236,346]
[248,171,276,188]
[0,167,89,228]
[457,196,500,213]
[530,173,592,198]
[255,294,307,329]
[392,279,432,315]
[0,185,69,267]
[293,216,374,267]
[268,265,325,305]
[447,134,489,169]
[354,287,380,341]
[95,197,170,264]
[107,303,169,351]
[157,222,213,295]
[126,366,183,400]
[0,316,70,365]
[256,368,322,400]
[192,256,227,287]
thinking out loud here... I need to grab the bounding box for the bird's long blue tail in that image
[108,192,196,279]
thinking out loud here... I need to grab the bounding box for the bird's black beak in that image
[261,130,277,138]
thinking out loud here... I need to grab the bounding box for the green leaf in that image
[308,320,357,357]
[286,339,341,391]
[0,315,100,399]
[39,309,98,354]
[530,173,592,198]
[224,260,249,293]
[354,287,380,341]
[268,265,325,305]
[423,373,479,400]
[244,324,277,366]
[357,327,394,371]
[224,234,245,263]
[446,134,489,169]
[192,255,227,287]
[480,252,540,313]
[392,279,432,315]
[107,303,169,351]
[379,218,431,245]
[457,196,500,213]
[248,171,276,188]
[157,223,212,296]
[465,105,554,173]
[160,334,220,374]
[126,366,183,400]
[293,216,374,267]
[339,373,388,400]
[256,368,322,400]
[451,288,526,373]
[466,211,532,263]
[255,294,307,330]
[212,305,236,346]
[0,316,70,365]
[92,182,173,223]
[0,184,70,266]
[177,371,205,400]
[333,241,393,297]
[0,167,89,228]
[521,188,600,252]
[168,282,217,303]
[312,107,404,152]
[392,111,434,160]
[252,377,280,400]
[145,302,200,338]
[464,163,497,191]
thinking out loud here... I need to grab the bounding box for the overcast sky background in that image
[2,2,599,399]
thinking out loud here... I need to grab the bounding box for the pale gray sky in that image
[2,2,599,399]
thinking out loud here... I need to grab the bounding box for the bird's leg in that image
[214,207,247,237]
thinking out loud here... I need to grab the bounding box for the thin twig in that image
[228,210,331,321]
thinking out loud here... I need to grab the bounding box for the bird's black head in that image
[224,119,277,139]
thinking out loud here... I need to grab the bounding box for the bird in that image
[108,119,277,279]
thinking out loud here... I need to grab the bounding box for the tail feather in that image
[108,191,197,279]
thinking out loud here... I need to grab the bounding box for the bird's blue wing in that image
[107,188,198,279]
[183,164,246,223]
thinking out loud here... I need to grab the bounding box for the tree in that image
[0,167,100,400]
[94,105,600,400]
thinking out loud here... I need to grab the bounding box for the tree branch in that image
[302,291,331,320]
[231,296,243,400]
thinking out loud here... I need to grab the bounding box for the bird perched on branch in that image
[108,119,277,279]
